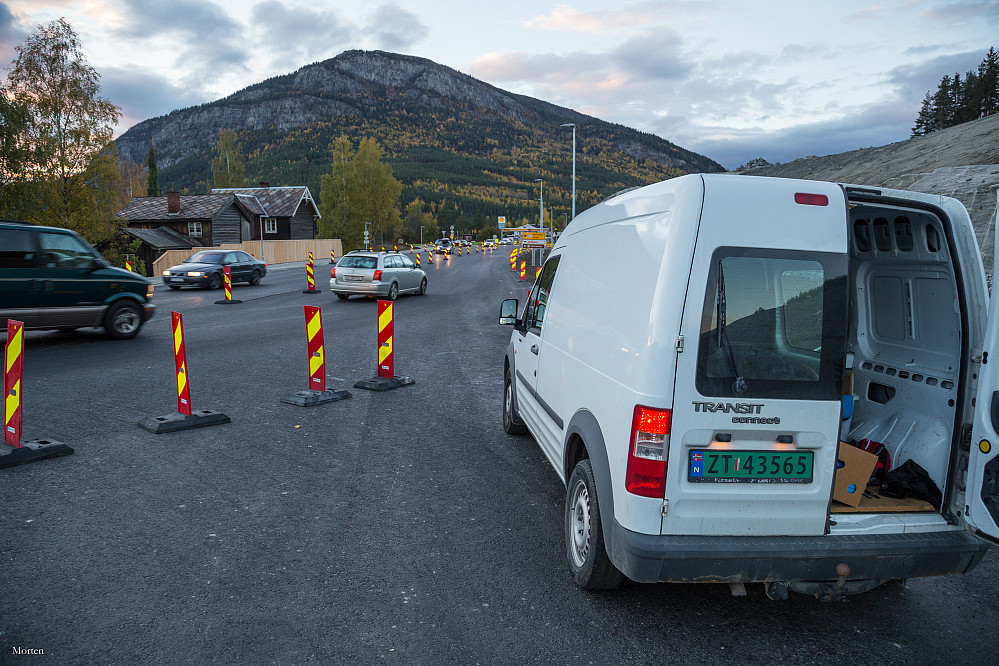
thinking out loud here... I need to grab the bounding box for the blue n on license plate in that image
[689,449,813,483]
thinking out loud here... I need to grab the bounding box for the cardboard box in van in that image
[833,442,878,507]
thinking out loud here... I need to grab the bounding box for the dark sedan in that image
[162,250,266,289]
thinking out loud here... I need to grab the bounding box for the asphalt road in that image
[2,250,998,665]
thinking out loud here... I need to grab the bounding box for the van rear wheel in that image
[503,369,527,435]
[566,459,623,590]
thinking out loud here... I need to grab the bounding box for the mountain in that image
[114,50,724,226]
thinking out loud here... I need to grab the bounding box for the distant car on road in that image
[499,238,513,245]
[483,239,497,249]
[330,251,427,301]
[434,239,454,255]
[162,250,266,290]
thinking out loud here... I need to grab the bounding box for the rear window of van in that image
[695,247,847,401]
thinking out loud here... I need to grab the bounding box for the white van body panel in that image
[539,175,705,534]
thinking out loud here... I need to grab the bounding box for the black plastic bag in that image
[880,459,942,509]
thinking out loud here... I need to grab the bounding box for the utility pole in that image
[561,123,576,220]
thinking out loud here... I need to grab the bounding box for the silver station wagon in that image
[330,251,427,301]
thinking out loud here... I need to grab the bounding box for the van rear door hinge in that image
[662,499,669,516]
[675,335,684,353]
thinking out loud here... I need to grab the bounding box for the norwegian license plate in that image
[169,277,183,282]
[344,275,363,281]
[688,450,813,483]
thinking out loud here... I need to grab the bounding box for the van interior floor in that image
[831,486,936,513]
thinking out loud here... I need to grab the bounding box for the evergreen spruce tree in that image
[146,142,159,197]
[912,92,935,136]
[981,47,999,116]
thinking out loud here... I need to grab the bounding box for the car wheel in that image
[336,294,349,301]
[208,272,223,290]
[566,459,624,590]
[249,270,261,285]
[418,277,427,295]
[387,282,399,301]
[503,369,528,435]
[104,300,142,340]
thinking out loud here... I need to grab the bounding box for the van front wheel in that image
[566,459,623,590]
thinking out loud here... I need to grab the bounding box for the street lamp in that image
[534,178,543,235]
[420,225,424,246]
[561,123,576,220]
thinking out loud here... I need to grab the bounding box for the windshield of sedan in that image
[188,251,224,264]
[339,256,378,269]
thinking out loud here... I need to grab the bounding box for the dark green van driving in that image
[0,220,155,339]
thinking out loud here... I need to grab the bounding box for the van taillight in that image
[373,270,383,281]
[625,405,671,498]
[795,192,829,206]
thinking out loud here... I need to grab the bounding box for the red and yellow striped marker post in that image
[137,311,230,433]
[303,252,320,294]
[378,300,394,379]
[215,266,242,304]
[353,300,415,392]
[279,306,352,406]
[536,266,542,280]
[1,319,74,467]
[125,259,133,272]
[306,305,326,392]
[4,320,23,447]
[330,249,336,265]
[510,250,517,270]
[415,252,421,267]
[173,311,193,416]
[520,261,526,281]
[428,248,434,263]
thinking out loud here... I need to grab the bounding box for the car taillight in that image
[373,270,383,281]
[625,405,671,497]
[330,268,336,278]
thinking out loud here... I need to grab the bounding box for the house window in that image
[264,218,277,234]
[188,221,202,238]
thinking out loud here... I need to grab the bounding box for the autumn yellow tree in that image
[319,137,402,250]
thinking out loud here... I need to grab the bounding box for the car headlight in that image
[162,270,170,276]
[187,271,204,277]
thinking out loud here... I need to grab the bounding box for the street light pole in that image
[561,123,576,220]
[420,225,424,246]
[534,178,543,232]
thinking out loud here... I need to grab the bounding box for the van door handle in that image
[530,344,539,355]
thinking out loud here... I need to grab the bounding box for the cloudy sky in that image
[1,0,996,169]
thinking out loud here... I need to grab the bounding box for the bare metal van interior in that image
[839,190,968,531]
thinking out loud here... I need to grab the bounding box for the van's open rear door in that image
[967,280,999,543]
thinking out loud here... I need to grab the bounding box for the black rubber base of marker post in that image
[353,376,416,392]
[137,410,231,434]
[214,299,243,304]
[0,439,75,469]
[280,388,353,407]
[302,289,322,294]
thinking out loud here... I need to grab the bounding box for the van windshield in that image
[696,247,847,400]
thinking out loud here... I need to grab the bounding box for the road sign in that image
[498,216,506,229]
[521,231,546,248]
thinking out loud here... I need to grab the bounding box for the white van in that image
[499,174,999,598]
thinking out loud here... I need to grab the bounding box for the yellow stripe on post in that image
[310,346,325,375]
[173,324,183,355]
[5,378,19,422]
[307,309,322,341]
[6,327,21,374]
[379,335,393,365]
[378,303,394,333]
[176,361,187,395]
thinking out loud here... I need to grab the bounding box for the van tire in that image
[104,300,142,340]
[566,459,624,590]
[503,369,528,435]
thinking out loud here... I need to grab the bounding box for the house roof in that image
[124,226,196,250]
[211,186,320,219]
[117,194,237,222]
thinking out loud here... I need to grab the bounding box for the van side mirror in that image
[499,298,519,325]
